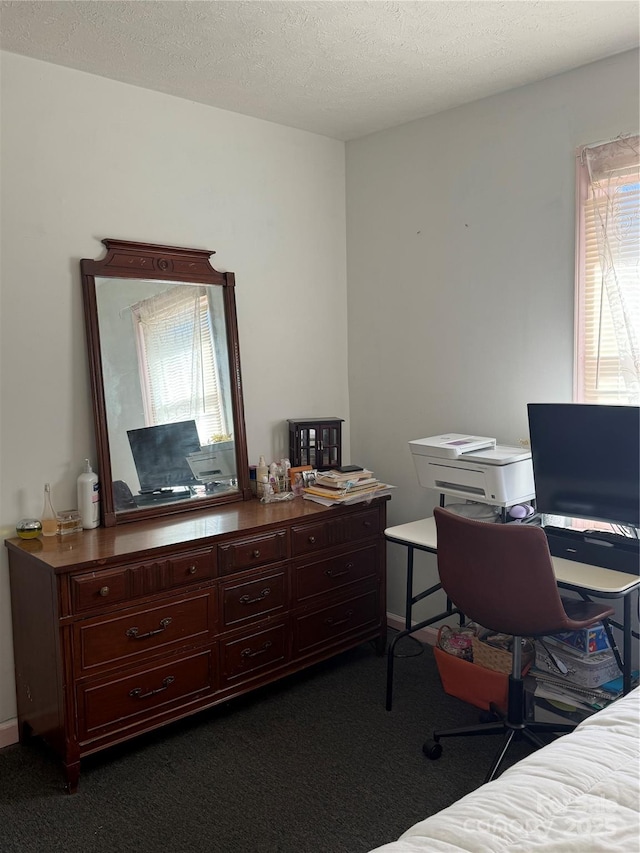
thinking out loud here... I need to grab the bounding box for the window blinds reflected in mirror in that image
[131,285,228,443]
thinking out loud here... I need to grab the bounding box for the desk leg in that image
[386,608,461,711]
[386,632,400,712]
[601,619,623,675]
[623,593,631,695]
[405,547,414,631]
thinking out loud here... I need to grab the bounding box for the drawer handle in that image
[363,521,372,528]
[126,617,172,640]
[308,536,316,544]
[251,549,261,559]
[188,565,198,575]
[241,640,273,659]
[99,586,110,597]
[325,609,354,628]
[129,675,175,700]
[325,562,354,579]
[239,587,271,605]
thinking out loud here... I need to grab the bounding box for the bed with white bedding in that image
[370,687,640,853]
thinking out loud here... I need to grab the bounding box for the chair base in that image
[424,701,576,783]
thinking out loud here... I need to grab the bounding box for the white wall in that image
[0,52,348,730]
[346,49,640,623]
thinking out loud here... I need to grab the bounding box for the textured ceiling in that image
[1,1,638,140]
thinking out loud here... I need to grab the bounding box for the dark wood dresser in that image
[5,496,388,792]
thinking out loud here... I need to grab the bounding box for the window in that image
[575,135,639,404]
[132,285,227,443]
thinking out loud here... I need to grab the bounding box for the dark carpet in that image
[0,633,532,853]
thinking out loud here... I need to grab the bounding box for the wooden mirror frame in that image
[81,239,251,526]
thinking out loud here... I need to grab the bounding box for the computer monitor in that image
[127,419,201,492]
[527,403,640,529]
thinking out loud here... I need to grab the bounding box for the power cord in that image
[387,625,426,658]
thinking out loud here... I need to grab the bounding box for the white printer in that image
[409,433,535,507]
[186,441,236,482]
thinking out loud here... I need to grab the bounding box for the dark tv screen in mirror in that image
[127,420,201,492]
[527,403,640,528]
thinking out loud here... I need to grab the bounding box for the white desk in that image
[385,516,640,707]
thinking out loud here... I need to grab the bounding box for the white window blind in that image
[575,135,640,404]
[132,286,226,442]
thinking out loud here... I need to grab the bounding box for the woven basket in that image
[472,636,535,675]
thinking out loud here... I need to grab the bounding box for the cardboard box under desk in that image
[433,646,508,712]
[550,624,610,656]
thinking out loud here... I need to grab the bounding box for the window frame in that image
[574,138,640,405]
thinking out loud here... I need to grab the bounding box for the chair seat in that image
[560,597,615,631]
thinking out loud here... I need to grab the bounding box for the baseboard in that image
[386,612,439,646]
[0,718,18,748]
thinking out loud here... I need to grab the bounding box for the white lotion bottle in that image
[256,455,269,498]
[77,459,100,529]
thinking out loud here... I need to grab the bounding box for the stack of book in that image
[302,468,394,506]
[528,629,635,723]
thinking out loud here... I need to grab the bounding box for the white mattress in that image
[370,687,640,853]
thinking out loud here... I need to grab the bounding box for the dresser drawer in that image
[74,592,214,673]
[218,530,287,575]
[70,567,131,613]
[166,549,215,587]
[294,544,378,603]
[294,588,379,655]
[77,649,214,740]
[291,508,381,559]
[220,569,287,629]
[291,519,332,557]
[219,621,288,685]
[346,507,381,541]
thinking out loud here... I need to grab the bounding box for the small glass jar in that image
[56,509,83,536]
[16,518,43,540]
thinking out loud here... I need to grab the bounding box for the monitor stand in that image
[135,487,192,506]
[544,525,640,575]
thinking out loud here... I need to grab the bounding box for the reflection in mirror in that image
[96,277,239,506]
[81,240,251,526]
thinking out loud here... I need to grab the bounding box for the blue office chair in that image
[424,507,616,783]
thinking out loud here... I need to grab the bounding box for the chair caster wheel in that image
[423,739,443,760]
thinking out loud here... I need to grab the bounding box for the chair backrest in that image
[433,508,577,637]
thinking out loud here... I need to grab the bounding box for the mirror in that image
[81,239,251,526]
